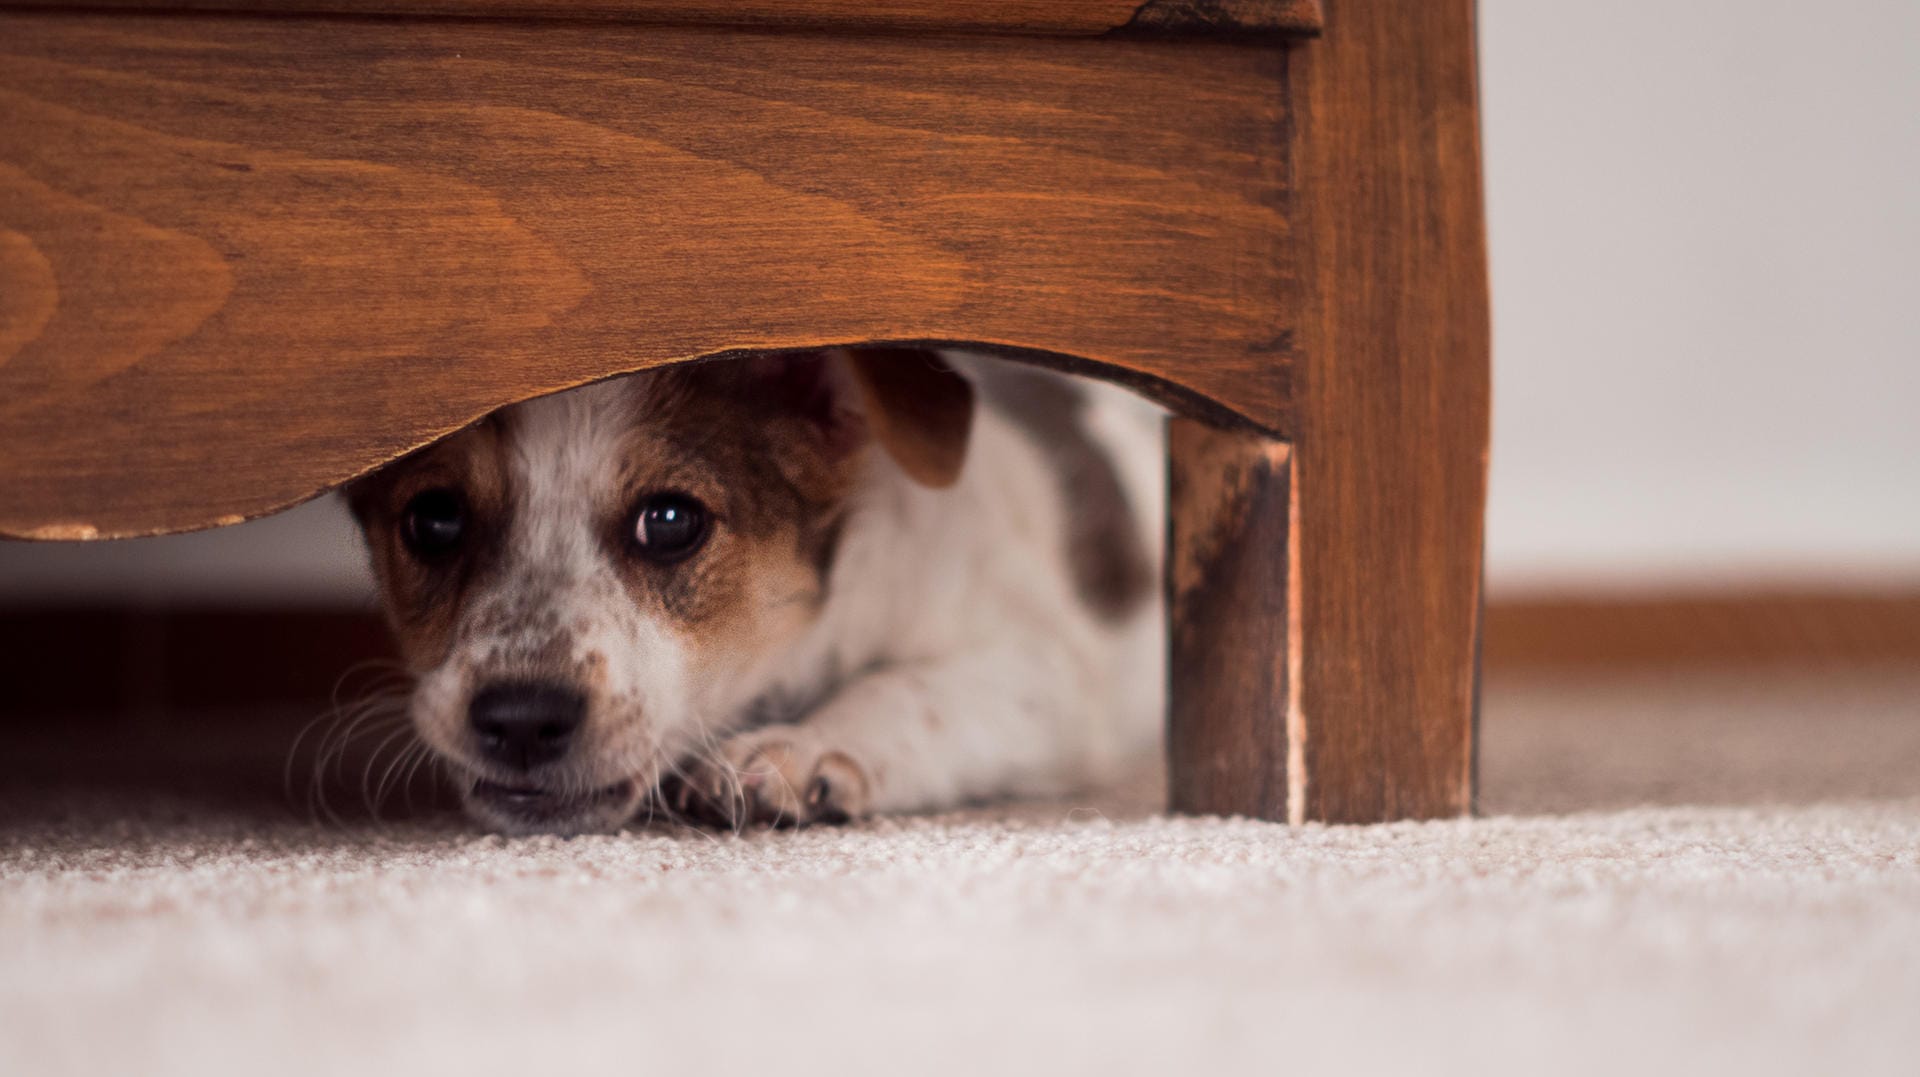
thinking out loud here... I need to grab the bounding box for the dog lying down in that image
[348,349,1165,834]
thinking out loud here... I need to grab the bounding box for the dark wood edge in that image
[0,0,1322,37]
[1,340,1284,544]
[1121,0,1321,38]
[9,589,1915,724]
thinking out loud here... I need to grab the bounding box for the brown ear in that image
[838,348,976,488]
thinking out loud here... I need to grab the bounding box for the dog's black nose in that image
[468,682,586,771]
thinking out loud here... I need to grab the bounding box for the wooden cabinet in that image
[0,0,1488,824]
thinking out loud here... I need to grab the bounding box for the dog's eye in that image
[401,488,466,558]
[631,493,709,562]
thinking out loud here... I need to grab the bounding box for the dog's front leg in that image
[673,645,1108,826]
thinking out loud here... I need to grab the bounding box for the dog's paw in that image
[664,728,872,829]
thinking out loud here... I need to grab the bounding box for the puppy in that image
[348,349,1164,834]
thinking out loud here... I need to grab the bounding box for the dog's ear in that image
[836,347,975,489]
[740,348,975,488]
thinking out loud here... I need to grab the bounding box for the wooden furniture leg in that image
[1167,422,1298,822]
[1168,1,1491,824]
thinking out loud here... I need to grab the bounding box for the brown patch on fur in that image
[975,363,1152,623]
[345,418,509,669]
[840,348,976,488]
[595,363,864,644]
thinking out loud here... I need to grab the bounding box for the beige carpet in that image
[4,668,1919,1076]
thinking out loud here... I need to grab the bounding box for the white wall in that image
[1480,0,1920,590]
[2,0,1915,603]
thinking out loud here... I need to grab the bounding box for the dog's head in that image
[347,349,974,833]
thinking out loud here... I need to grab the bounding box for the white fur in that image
[714,356,1166,811]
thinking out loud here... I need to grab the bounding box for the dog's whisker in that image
[361,723,420,820]
[383,741,432,822]
[285,684,412,828]
[364,718,418,810]
[319,710,400,798]
[403,740,434,804]
[678,726,753,836]
[397,741,436,816]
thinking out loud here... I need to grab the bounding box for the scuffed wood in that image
[1166,418,1294,821]
[1125,0,1322,37]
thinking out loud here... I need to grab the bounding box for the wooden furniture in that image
[0,0,1490,824]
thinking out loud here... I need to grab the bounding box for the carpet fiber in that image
[5,669,1918,1076]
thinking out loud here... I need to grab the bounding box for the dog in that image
[348,348,1164,834]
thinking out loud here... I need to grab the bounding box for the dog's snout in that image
[468,681,586,771]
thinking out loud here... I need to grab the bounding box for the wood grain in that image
[1284,0,1491,822]
[0,0,1322,36]
[0,15,1294,539]
[1166,419,1296,821]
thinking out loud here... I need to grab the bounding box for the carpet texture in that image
[4,669,1919,1076]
